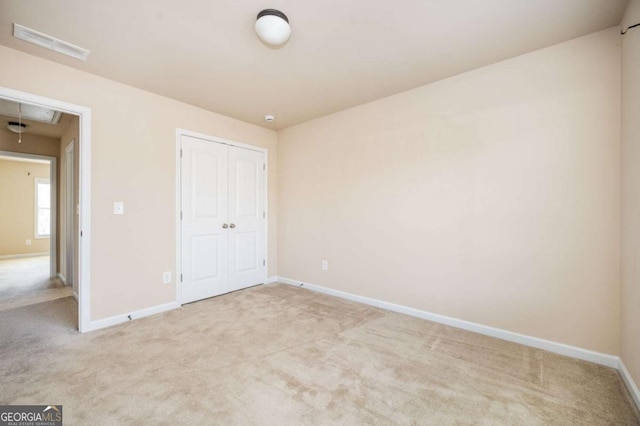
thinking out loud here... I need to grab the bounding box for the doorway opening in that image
[0,152,69,310]
[0,87,91,332]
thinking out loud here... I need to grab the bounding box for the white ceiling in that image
[0,0,628,129]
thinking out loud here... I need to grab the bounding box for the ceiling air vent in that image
[0,99,62,124]
[13,23,90,61]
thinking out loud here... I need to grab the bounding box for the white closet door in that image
[181,135,229,303]
[227,146,266,291]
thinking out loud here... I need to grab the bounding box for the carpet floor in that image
[0,283,638,425]
[0,256,71,311]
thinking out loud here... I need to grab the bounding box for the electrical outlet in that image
[322,260,328,271]
[162,271,172,284]
[26,239,32,246]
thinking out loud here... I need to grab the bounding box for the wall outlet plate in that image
[162,271,172,284]
[322,260,328,270]
[113,202,124,215]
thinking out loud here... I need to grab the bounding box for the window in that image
[35,178,51,238]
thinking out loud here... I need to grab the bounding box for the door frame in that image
[0,87,92,333]
[0,151,56,276]
[64,141,75,288]
[175,128,268,305]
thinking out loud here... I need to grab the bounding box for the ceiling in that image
[0,0,628,129]
[0,112,73,138]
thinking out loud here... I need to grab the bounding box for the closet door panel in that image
[181,135,229,303]
[227,146,266,291]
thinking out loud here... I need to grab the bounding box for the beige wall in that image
[58,115,80,294]
[621,0,640,387]
[0,130,60,260]
[0,129,60,158]
[0,44,278,321]
[0,159,51,256]
[278,28,621,355]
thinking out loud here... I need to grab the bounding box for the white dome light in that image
[255,9,291,47]
[7,121,26,134]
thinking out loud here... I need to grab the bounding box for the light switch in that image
[113,202,124,215]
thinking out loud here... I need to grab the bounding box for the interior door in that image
[181,135,229,303]
[227,146,267,291]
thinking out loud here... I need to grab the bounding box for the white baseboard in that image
[275,277,619,369]
[266,276,278,284]
[85,301,180,332]
[619,359,640,410]
[57,273,67,285]
[0,252,49,260]
[276,277,640,411]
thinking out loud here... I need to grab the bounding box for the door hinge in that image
[263,163,266,171]
[263,259,266,266]
[180,149,183,158]
[80,231,83,237]
[180,211,183,220]
[263,211,266,219]
[180,273,183,282]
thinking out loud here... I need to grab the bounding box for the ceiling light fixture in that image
[7,122,27,134]
[255,9,291,47]
[10,103,25,143]
[264,115,275,123]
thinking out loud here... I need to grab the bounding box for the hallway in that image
[0,255,72,312]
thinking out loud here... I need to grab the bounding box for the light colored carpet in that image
[0,256,72,311]
[0,283,638,425]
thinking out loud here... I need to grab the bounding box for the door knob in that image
[229,223,236,228]
[222,223,228,229]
